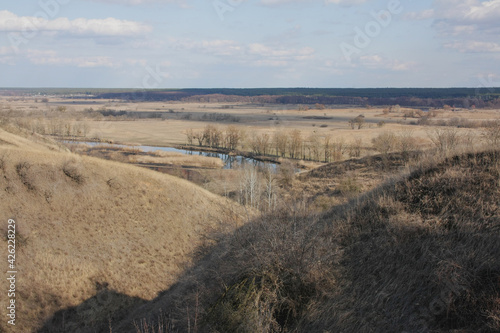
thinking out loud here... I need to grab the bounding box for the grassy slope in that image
[0,128,247,332]
[118,150,500,332]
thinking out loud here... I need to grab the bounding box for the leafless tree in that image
[186,128,194,145]
[273,131,288,157]
[288,130,302,159]
[427,128,459,155]
[225,125,242,150]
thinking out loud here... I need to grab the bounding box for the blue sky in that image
[0,0,499,88]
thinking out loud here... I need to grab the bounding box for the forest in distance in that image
[2,87,500,109]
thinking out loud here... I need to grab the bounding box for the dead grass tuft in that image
[62,160,86,184]
[16,161,36,191]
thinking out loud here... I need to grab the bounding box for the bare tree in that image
[288,129,302,159]
[250,133,261,155]
[260,133,271,156]
[348,138,363,158]
[186,128,194,145]
[225,125,241,150]
[306,133,321,161]
[263,168,278,211]
[194,132,204,146]
[332,138,346,161]
[323,135,331,162]
[349,115,366,130]
[273,131,288,157]
[239,165,261,209]
[427,128,459,155]
[202,125,222,148]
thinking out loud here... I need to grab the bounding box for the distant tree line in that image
[92,89,500,108]
[187,125,364,163]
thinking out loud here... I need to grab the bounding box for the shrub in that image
[338,175,362,197]
[348,138,363,158]
[62,161,86,184]
[372,132,397,155]
[427,128,459,155]
[482,120,500,146]
[0,155,5,172]
[206,269,313,332]
[16,162,36,191]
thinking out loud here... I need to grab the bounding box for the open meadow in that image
[3,95,499,150]
[1,90,500,332]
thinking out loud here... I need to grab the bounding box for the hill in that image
[114,150,500,332]
[0,128,247,332]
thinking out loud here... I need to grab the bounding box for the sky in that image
[0,0,499,88]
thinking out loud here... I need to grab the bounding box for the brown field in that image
[3,96,499,150]
[1,95,499,332]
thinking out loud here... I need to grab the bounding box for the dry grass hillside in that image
[0,128,247,332]
[116,150,500,332]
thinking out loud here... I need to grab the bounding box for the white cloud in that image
[324,0,369,4]
[258,0,368,6]
[411,1,500,57]
[404,9,435,20]
[83,0,189,6]
[30,56,117,68]
[0,10,152,37]
[0,47,152,69]
[358,55,415,71]
[0,46,14,56]
[248,43,314,60]
[444,41,500,53]
[433,0,500,35]
[259,0,307,5]
[170,38,315,66]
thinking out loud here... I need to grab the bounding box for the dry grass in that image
[129,151,224,169]
[0,129,247,332]
[67,144,224,170]
[2,97,500,332]
[112,149,500,332]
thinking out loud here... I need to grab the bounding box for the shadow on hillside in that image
[37,286,147,333]
[38,151,500,332]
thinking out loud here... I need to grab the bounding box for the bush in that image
[62,161,86,184]
[206,269,313,332]
[16,162,36,191]
[372,132,396,155]
[482,120,500,146]
[338,175,362,197]
[427,128,459,155]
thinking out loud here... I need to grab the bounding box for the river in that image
[63,141,279,170]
